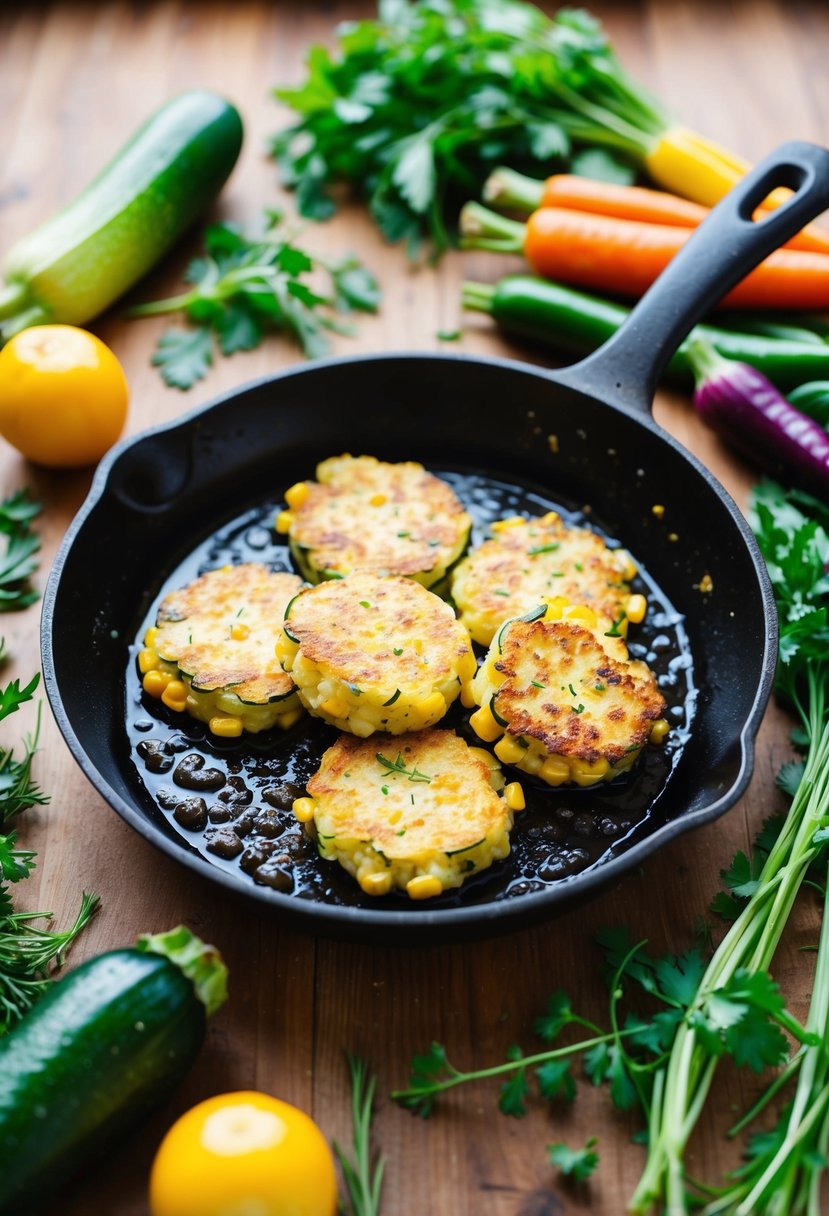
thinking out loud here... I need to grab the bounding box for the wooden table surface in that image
[2,2,827,1213]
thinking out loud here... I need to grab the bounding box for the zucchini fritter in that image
[139,563,303,737]
[276,454,472,588]
[469,599,668,787]
[276,571,476,736]
[293,730,525,899]
[451,511,645,646]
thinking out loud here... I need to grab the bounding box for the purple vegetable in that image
[686,338,829,497]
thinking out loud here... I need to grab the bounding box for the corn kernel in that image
[320,695,349,719]
[622,555,638,582]
[275,510,293,534]
[361,871,394,897]
[495,735,526,765]
[492,515,525,532]
[284,481,310,510]
[541,511,560,525]
[565,605,597,626]
[209,716,244,738]
[470,705,503,743]
[275,634,295,664]
[416,692,445,721]
[571,757,610,787]
[293,796,316,823]
[652,503,665,519]
[277,707,303,730]
[539,756,571,786]
[504,782,525,811]
[143,670,171,698]
[369,492,387,507]
[541,597,566,619]
[458,650,478,681]
[521,751,543,775]
[406,874,443,900]
[230,622,250,641]
[137,648,157,674]
[144,626,159,647]
[162,680,188,712]
[650,718,670,744]
[460,680,477,709]
[626,594,647,624]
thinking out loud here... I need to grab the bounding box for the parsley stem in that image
[392,1029,631,1105]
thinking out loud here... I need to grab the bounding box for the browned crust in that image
[495,619,665,764]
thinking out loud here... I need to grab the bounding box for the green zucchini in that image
[0,90,243,340]
[0,925,228,1214]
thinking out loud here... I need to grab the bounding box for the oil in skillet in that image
[126,469,696,911]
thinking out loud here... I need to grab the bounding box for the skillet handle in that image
[550,140,829,413]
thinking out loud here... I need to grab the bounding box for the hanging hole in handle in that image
[737,160,815,223]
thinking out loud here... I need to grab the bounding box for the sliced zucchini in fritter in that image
[451,511,646,646]
[276,454,472,588]
[276,571,477,737]
[293,730,525,899]
[469,599,668,787]
[138,563,304,736]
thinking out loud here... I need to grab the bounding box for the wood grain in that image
[0,2,826,1213]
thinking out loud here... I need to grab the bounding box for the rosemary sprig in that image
[335,1054,385,1216]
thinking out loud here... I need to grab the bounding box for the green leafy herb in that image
[630,481,829,1215]
[0,491,41,611]
[130,214,379,389]
[270,2,654,256]
[0,670,99,1033]
[528,543,560,556]
[548,1137,599,1182]
[334,1054,385,1216]
[376,752,432,783]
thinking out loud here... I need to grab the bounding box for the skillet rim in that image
[41,350,778,939]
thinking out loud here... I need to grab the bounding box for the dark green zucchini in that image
[0,925,227,1214]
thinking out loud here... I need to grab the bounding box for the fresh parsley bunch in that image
[271,0,639,256]
[129,211,380,389]
[630,481,829,1215]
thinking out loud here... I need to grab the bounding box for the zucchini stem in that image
[0,305,49,342]
[0,282,27,321]
[459,203,525,251]
[137,925,228,1016]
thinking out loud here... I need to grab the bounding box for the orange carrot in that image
[520,208,829,310]
[484,168,829,255]
[540,175,711,226]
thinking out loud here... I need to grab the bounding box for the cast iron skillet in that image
[43,142,829,944]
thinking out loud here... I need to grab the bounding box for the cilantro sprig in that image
[270,2,642,257]
[129,212,380,389]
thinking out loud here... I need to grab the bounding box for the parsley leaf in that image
[548,1137,599,1182]
[499,1046,530,1117]
[152,327,214,390]
[132,214,380,389]
[0,491,41,611]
